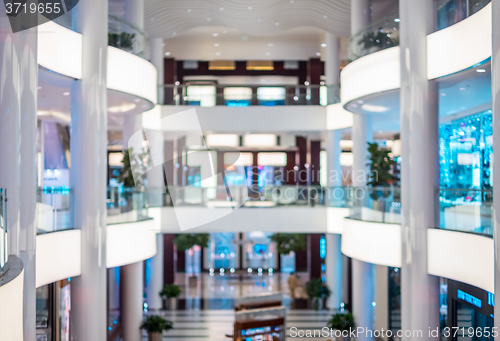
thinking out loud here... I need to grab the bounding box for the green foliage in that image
[327,312,355,331]
[358,28,398,51]
[305,278,331,299]
[159,284,181,299]
[140,315,173,334]
[270,233,306,255]
[366,142,396,187]
[108,32,136,51]
[173,233,210,251]
[117,148,151,189]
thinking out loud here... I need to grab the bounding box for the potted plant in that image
[327,312,355,340]
[174,233,210,286]
[117,147,151,213]
[366,142,397,220]
[305,278,331,310]
[270,233,307,256]
[140,315,173,341]
[159,284,181,310]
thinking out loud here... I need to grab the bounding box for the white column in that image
[124,0,144,30]
[352,114,372,186]
[0,7,38,341]
[325,233,342,310]
[122,261,144,341]
[492,0,500,331]
[150,38,164,104]
[352,259,374,340]
[146,234,164,310]
[324,33,340,104]
[400,1,440,340]
[69,0,108,338]
[123,0,144,152]
[351,0,371,35]
[325,130,342,311]
[350,0,374,324]
[123,114,144,154]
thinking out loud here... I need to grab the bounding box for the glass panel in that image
[36,187,73,233]
[108,14,150,58]
[106,188,149,224]
[348,13,400,61]
[347,187,402,224]
[257,87,286,106]
[186,86,216,107]
[0,189,7,276]
[223,87,252,107]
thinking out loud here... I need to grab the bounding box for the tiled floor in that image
[142,272,336,340]
[143,310,334,341]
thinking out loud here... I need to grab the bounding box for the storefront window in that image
[439,110,492,189]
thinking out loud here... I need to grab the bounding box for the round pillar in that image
[69,0,108,338]
[122,261,144,341]
[352,259,374,340]
[400,0,440,339]
[146,234,164,311]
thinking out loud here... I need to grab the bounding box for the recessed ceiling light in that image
[63,92,70,96]
[213,33,219,37]
[321,43,327,47]
[257,18,262,22]
[290,0,294,3]
[142,104,147,108]
[207,17,211,21]
[151,18,154,21]
[220,7,224,11]
[37,86,42,90]
[275,22,280,26]
[476,69,486,73]
[187,9,191,12]
[134,99,140,103]
[441,93,446,96]
[165,52,171,56]
[459,87,466,91]
[162,43,165,47]
[316,52,321,56]
[394,18,401,22]
[223,30,227,34]
[323,15,327,19]
[268,43,273,47]
[214,43,220,47]
[248,6,252,9]
[215,52,221,56]
[172,32,176,36]
[266,52,271,56]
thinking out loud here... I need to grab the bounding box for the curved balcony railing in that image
[437,0,490,30]
[0,189,7,277]
[347,187,402,224]
[108,15,150,59]
[348,13,400,61]
[53,15,150,59]
[107,187,150,224]
[36,187,73,234]
[160,84,340,106]
[439,188,492,236]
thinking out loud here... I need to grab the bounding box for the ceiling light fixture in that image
[187,9,191,12]
[165,52,171,56]
[268,43,273,47]
[275,22,280,26]
[394,18,401,22]
[321,43,327,47]
[207,17,211,21]
[476,69,486,73]
[248,6,252,9]
[214,43,220,47]
[213,33,219,37]
[63,92,70,96]
[220,7,224,11]
[323,15,327,18]
[316,52,321,56]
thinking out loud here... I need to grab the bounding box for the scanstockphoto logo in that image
[128,108,248,232]
[3,0,79,33]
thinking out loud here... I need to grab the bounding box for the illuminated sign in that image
[457,289,482,308]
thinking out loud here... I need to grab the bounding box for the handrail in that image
[0,189,8,278]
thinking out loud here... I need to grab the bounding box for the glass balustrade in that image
[439,188,493,236]
[347,187,402,224]
[107,187,150,224]
[160,84,340,106]
[36,187,73,234]
[0,189,7,277]
[348,13,400,61]
[53,15,150,59]
[437,0,491,30]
